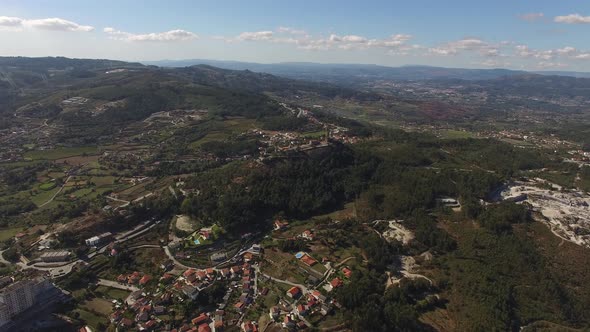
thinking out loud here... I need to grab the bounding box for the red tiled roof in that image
[139,275,152,285]
[301,254,317,266]
[191,313,208,325]
[330,277,343,288]
[183,269,196,277]
[287,286,301,296]
[198,323,211,332]
[342,267,352,278]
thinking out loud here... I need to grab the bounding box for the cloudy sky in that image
[2,0,590,71]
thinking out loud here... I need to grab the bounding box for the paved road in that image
[2,219,157,279]
[260,273,309,294]
[97,279,139,292]
[39,176,71,208]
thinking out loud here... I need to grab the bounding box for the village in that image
[74,217,357,332]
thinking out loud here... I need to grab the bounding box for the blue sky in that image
[1,0,590,70]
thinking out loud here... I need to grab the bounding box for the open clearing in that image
[0,227,24,241]
[24,146,99,160]
[175,214,198,232]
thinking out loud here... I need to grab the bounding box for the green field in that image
[439,130,475,139]
[95,286,130,301]
[30,186,60,206]
[302,130,326,139]
[39,181,57,191]
[0,227,24,241]
[82,298,113,315]
[24,146,99,160]
[74,309,107,330]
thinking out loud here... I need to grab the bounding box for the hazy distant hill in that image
[145,59,529,82]
[145,59,590,83]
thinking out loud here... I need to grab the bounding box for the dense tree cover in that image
[277,239,307,253]
[0,162,49,191]
[441,138,548,176]
[409,210,457,253]
[579,165,590,192]
[259,115,309,131]
[181,143,376,233]
[0,197,36,218]
[332,221,436,331]
[477,202,530,234]
[200,139,259,158]
[440,215,588,331]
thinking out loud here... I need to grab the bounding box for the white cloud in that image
[574,53,590,60]
[236,31,273,41]
[104,27,197,42]
[0,16,23,27]
[556,46,577,56]
[341,35,367,43]
[227,30,415,54]
[277,27,305,35]
[427,38,487,56]
[514,45,555,60]
[24,18,94,32]
[518,13,544,22]
[554,14,590,24]
[0,16,93,32]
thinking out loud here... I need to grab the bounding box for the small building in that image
[191,313,209,325]
[296,304,308,316]
[234,302,245,312]
[273,220,288,231]
[242,321,258,332]
[198,323,212,332]
[301,230,314,241]
[342,267,352,279]
[286,286,301,299]
[139,275,152,286]
[211,252,227,262]
[300,254,317,266]
[160,259,174,271]
[40,250,71,263]
[182,285,199,300]
[328,278,343,291]
[269,306,280,320]
[85,232,112,247]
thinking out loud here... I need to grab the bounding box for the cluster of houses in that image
[108,247,263,331]
[116,271,152,287]
[266,284,335,330]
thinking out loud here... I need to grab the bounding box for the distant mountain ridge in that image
[143,59,590,81]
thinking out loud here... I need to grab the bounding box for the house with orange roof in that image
[328,277,343,291]
[191,313,209,325]
[243,252,254,262]
[342,267,352,278]
[234,301,245,312]
[300,254,317,266]
[198,323,211,332]
[241,321,258,332]
[214,319,224,331]
[139,275,152,286]
[286,286,301,299]
[196,270,208,280]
